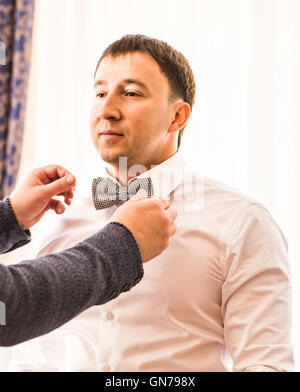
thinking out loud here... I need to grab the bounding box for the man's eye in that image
[125,92,139,97]
[96,92,139,98]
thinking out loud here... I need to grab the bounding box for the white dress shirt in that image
[9,152,294,372]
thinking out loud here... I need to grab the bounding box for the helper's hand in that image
[9,165,76,230]
[110,189,177,263]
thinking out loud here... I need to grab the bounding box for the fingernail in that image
[66,175,75,185]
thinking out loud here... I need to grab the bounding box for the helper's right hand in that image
[110,189,177,263]
[9,165,76,230]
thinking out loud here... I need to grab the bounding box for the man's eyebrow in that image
[94,79,150,92]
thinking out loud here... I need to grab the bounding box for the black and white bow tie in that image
[92,177,153,210]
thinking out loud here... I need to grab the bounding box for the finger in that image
[155,197,170,210]
[54,194,73,206]
[56,185,76,195]
[56,188,75,203]
[42,174,76,198]
[146,194,170,209]
[48,199,66,214]
[64,197,72,206]
[34,165,74,185]
[63,189,74,205]
[162,198,171,210]
[164,206,178,223]
[44,165,73,181]
[129,189,148,202]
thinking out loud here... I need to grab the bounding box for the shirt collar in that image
[103,152,190,199]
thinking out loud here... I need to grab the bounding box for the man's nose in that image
[97,94,121,120]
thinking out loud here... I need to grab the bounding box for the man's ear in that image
[168,101,191,134]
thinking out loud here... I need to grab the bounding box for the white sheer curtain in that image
[1,0,299,371]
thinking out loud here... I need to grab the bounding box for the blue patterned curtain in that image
[0,0,34,199]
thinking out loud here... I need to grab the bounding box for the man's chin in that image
[98,149,126,165]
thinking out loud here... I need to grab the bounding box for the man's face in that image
[90,52,177,170]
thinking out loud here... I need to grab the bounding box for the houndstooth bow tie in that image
[92,177,153,210]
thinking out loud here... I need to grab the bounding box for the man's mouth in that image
[99,131,124,140]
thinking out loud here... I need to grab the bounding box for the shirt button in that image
[102,364,111,372]
[106,311,115,321]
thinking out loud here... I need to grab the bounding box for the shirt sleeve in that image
[0,198,31,254]
[221,203,295,372]
[0,222,143,347]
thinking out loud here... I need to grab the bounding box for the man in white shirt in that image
[9,34,294,372]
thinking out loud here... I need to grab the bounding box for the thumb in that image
[43,174,76,197]
[129,189,148,202]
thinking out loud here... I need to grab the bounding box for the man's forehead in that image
[94,78,150,93]
[95,52,167,88]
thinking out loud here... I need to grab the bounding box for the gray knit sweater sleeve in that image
[0,198,143,347]
[0,198,31,254]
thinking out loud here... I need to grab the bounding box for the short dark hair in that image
[95,34,196,149]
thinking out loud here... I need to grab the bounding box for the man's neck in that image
[106,166,145,185]
[105,152,178,185]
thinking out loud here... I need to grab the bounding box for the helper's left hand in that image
[9,165,76,230]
